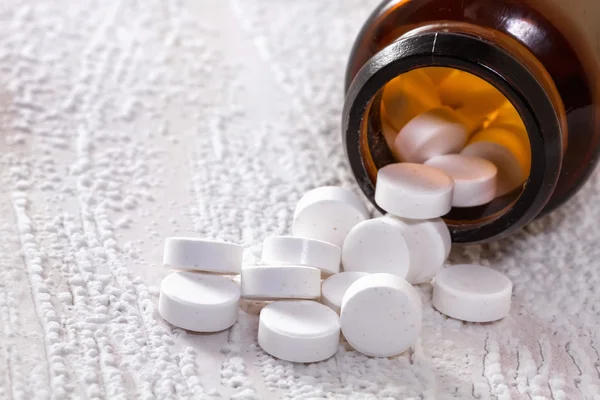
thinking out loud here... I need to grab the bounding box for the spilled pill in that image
[292,186,370,248]
[384,216,451,285]
[158,271,240,332]
[261,235,341,275]
[163,237,243,274]
[258,300,340,363]
[432,264,512,322]
[241,265,321,300]
[321,271,369,314]
[340,273,422,358]
[341,217,411,278]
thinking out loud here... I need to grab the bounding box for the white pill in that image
[258,300,340,363]
[383,216,450,285]
[432,264,512,322]
[158,272,240,332]
[321,271,368,314]
[375,163,454,219]
[340,273,422,357]
[163,237,242,274]
[393,106,467,163]
[241,265,321,300]
[261,236,341,275]
[341,217,410,278]
[461,140,528,197]
[292,186,370,248]
[424,154,497,207]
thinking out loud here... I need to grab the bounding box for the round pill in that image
[258,300,340,363]
[261,236,341,275]
[432,264,513,322]
[158,272,240,332]
[375,163,454,219]
[341,217,410,278]
[383,216,450,285]
[340,273,422,357]
[381,69,441,131]
[292,186,370,248]
[241,265,321,300]
[393,106,468,163]
[424,154,497,207]
[321,271,369,314]
[461,129,529,197]
[163,237,243,274]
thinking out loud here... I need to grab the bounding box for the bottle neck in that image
[343,24,565,243]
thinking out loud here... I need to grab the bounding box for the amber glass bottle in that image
[342,0,600,243]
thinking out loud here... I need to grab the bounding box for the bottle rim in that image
[342,30,563,243]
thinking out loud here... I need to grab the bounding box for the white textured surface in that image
[1,0,599,399]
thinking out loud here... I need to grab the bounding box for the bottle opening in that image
[364,66,532,227]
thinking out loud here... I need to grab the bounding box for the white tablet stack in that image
[158,238,243,332]
[156,181,513,363]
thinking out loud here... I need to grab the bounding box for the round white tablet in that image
[341,217,410,278]
[393,106,468,163]
[424,154,497,207]
[261,236,341,275]
[381,216,450,285]
[340,273,422,357]
[163,237,243,274]
[258,300,340,363]
[321,272,368,314]
[158,272,240,332]
[375,163,454,219]
[461,138,528,197]
[241,265,321,300]
[432,264,512,322]
[292,186,370,248]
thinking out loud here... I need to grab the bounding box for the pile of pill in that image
[157,182,513,362]
[381,67,531,204]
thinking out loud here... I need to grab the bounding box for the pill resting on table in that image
[258,300,340,363]
[163,237,243,274]
[384,215,451,285]
[158,271,240,332]
[292,186,370,248]
[321,271,368,314]
[432,264,512,322]
[375,163,454,219]
[342,217,410,278]
[261,235,341,275]
[241,265,321,300]
[425,154,497,207]
[393,106,468,163]
[340,273,422,357]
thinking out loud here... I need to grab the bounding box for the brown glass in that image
[343,0,600,243]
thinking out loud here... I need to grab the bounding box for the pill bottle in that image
[342,0,600,243]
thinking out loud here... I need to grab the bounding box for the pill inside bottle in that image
[379,67,531,226]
